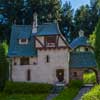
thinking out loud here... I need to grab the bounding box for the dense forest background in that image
[0,0,99,43]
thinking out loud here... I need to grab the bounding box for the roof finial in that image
[22,18,25,25]
[79,30,84,37]
[14,19,16,24]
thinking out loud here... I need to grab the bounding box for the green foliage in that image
[83,72,96,84]
[95,19,100,69]
[53,80,83,100]
[0,93,48,100]
[3,81,53,94]
[60,1,74,42]
[0,42,9,90]
[82,85,100,100]
[74,3,98,38]
[0,0,99,42]
[88,33,96,47]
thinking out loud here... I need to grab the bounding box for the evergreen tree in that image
[0,42,9,90]
[95,19,100,69]
[60,1,74,42]
[74,5,91,37]
[27,0,61,24]
[74,3,99,38]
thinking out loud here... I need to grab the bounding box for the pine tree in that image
[95,19,100,69]
[0,42,9,90]
[60,1,74,42]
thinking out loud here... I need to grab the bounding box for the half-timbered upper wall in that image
[35,34,69,49]
[58,35,67,47]
[35,36,44,48]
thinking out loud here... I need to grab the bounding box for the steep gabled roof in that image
[8,22,63,57]
[8,25,37,57]
[33,23,61,36]
[69,52,97,68]
[70,36,89,49]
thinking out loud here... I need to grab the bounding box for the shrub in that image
[3,81,53,94]
[82,85,100,100]
[83,72,96,84]
[0,94,48,100]
[69,80,83,88]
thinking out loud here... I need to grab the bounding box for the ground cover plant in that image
[82,85,100,100]
[53,80,83,100]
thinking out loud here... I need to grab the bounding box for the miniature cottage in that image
[8,14,70,84]
[8,14,97,84]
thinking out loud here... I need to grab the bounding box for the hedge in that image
[3,81,53,94]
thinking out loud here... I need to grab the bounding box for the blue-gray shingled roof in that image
[69,52,97,68]
[8,25,37,57]
[8,23,61,57]
[70,36,89,49]
[33,23,61,36]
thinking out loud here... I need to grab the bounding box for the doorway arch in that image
[83,68,98,84]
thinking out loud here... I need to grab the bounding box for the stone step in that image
[51,86,64,93]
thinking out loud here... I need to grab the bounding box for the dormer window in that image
[19,39,28,45]
[21,39,27,42]
[46,36,56,47]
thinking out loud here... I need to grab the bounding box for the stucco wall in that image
[11,48,69,84]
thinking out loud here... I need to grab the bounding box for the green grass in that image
[83,72,96,84]
[82,85,100,100]
[53,80,83,100]
[0,93,48,100]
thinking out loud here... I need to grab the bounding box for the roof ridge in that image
[12,24,32,27]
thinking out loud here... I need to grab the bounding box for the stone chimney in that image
[22,18,25,25]
[78,30,84,37]
[32,13,38,34]
[14,19,16,24]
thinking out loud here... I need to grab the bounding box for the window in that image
[73,72,77,77]
[14,62,17,65]
[21,39,27,42]
[20,57,29,65]
[19,39,28,45]
[46,55,50,63]
[14,58,17,65]
[85,48,88,51]
[33,62,37,65]
[27,69,31,81]
[46,36,56,47]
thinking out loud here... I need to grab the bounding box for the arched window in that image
[27,69,31,81]
[73,72,77,77]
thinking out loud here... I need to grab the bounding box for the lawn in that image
[83,72,96,84]
[53,80,83,100]
[0,93,48,100]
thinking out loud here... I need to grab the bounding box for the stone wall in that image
[11,48,69,84]
[69,68,98,82]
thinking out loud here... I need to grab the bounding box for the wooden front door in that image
[56,69,64,82]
